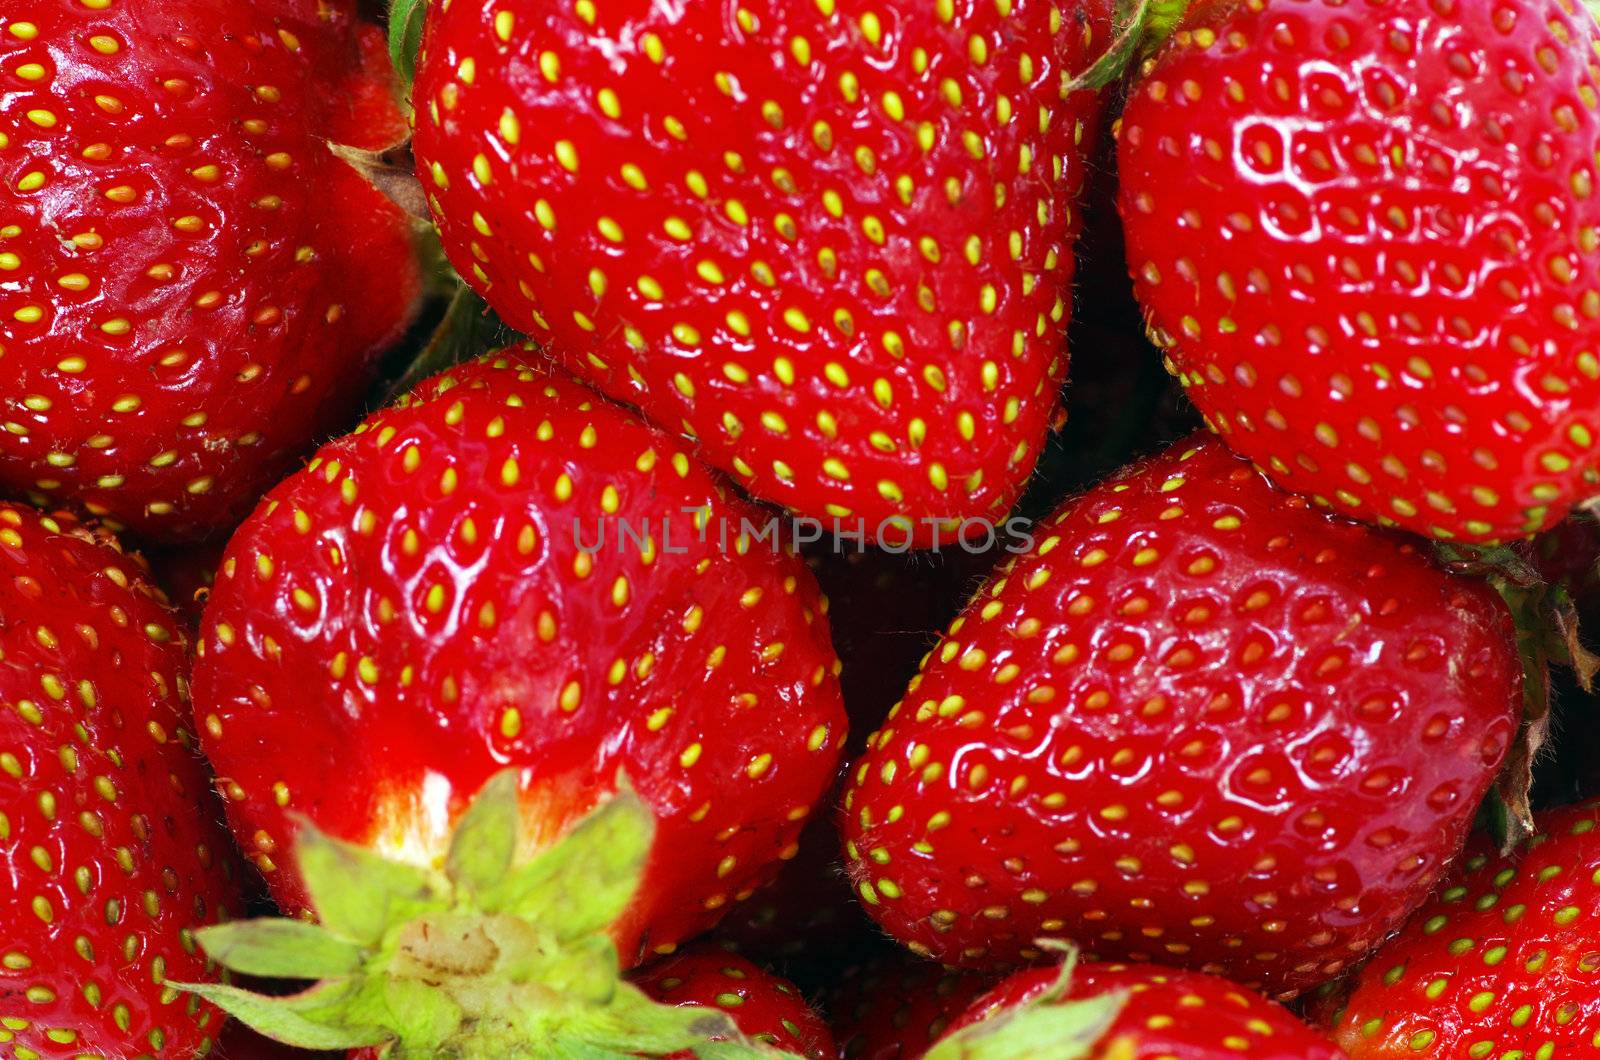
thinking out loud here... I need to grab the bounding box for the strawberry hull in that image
[842,436,1521,997]
[192,353,847,965]
[412,0,1115,542]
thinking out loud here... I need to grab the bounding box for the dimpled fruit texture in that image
[632,943,838,1060]
[1118,0,1600,544]
[841,436,1520,996]
[0,503,238,1058]
[944,963,1348,1058]
[0,0,421,541]
[1323,801,1600,1057]
[192,353,847,966]
[411,0,1112,543]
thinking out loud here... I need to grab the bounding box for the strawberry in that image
[1117,0,1600,544]
[0,503,239,1057]
[829,951,997,1060]
[633,943,838,1059]
[191,352,847,965]
[0,0,421,542]
[841,436,1522,996]
[934,959,1347,1058]
[408,0,1115,543]
[1318,800,1600,1057]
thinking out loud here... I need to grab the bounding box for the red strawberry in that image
[0,0,421,542]
[633,943,838,1059]
[1117,0,1600,544]
[1318,800,1600,1057]
[841,436,1521,996]
[192,352,847,965]
[409,0,1115,543]
[936,960,1347,1058]
[829,951,997,1060]
[0,503,239,1057]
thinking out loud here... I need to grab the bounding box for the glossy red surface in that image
[193,353,847,965]
[945,962,1346,1058]
[842,436,1520,995]
[633,943,837,1059]
[0,504,239,1057]
[412,0,1112,542]
[1323,800,1600,1057]
[0,0,421,540]
[1119,0,1600,544]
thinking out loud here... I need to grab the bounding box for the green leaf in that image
[482,788,655,938]
[1063,0,1151,93]
[383,285,508,403]
[557,982,745,1056]
[294,819,444,946]
[389,0,430,94]
[922,991,1127,1060]
[196,918,364,979]
[175,981,393,1051]
[696,1041,810,1059]
[446,769,522,897]
[383,978,463,1052]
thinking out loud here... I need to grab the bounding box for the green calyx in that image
[176,771,798,1059]
[389,0,430,96]
[1064,0,1194,93]
[922,948,1127,1060]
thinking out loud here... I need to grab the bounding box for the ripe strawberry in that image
[936,961,1347,1058]
[633,943,838,1059]
[829,951,997,1060]
[1117,0,1600,544]
[841,436,1521,996]
[1318,800,1600,1057]
[0,503,239,1057]
[409,0,1114,542]
[0,0,421,541]
[192,352,847,966]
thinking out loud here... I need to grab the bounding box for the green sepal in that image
[295,821,444,947]
[193,918,364,979]
[174,980,392,1051]
[383,285,510,403]
[446,768,521,898]
[389,0,430,95]
[1063,0,1193,93]
[382,978,463,1052]
[479,785,655,939]
[923,947,1127,1060]
[180,771,802,1058]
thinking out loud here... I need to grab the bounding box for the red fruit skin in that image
[841,436,1521,996]
[0,504,240,1057]
[411,0,1113,542]
[1320,801,1600,1057]
[1118,0,1600,544]
[192,353,847,965]
[829,952,997,1060]
[632,943,838,1060]
[944,963,1347,1058]
[0,0,421,542]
